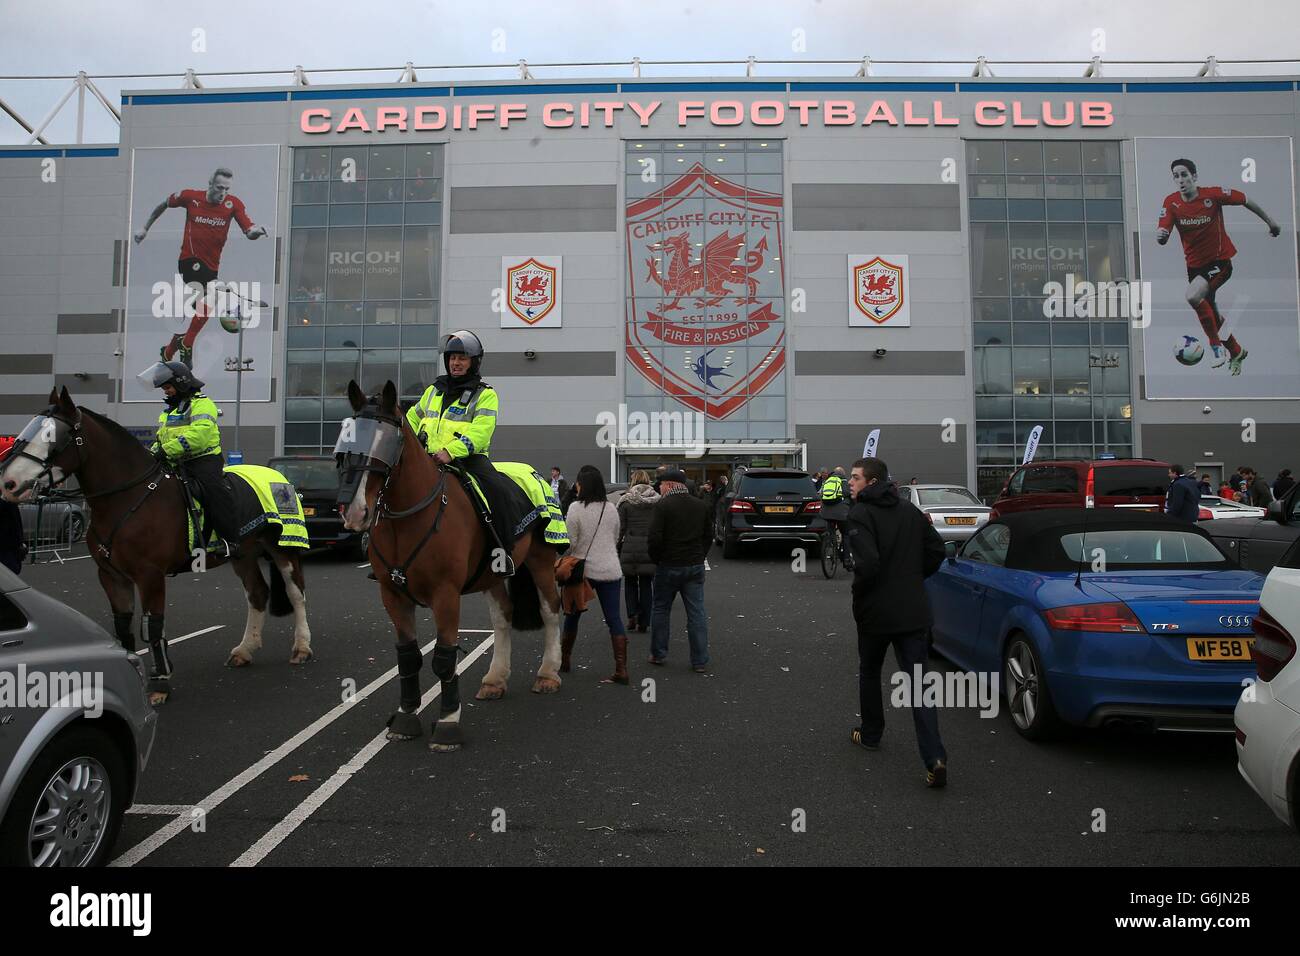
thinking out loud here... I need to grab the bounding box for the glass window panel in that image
[1085,199,1123,221]
[288,229,327,300]
[1008,199,1046,220]
[1047,221,1086,286]
[1012,347,1051,394]
[400,349,440,398]
[977,421,1015,445]
[1012,322,1050,344]
[402,226,439,299]
[286,351,322,397]
[323,349,360,397]
[971,222,1009,296]
[369,145,404,179]
[291,204,328,227]
[1054,395,1091,418]
[287,324,322,348]
[1082,141,1121,174]
[326,227,365,300]
[284,423,320,446]
[292,181,329,205]
[364,324,399,347]
[969,198,1007,220]
[1044,141,1082,174]
[405,177,441,202]
[402,302,436,324]
[974,346,1011,394]
[973,322,1009,346]
[331,146,367,180]
[976,396,1012,419]
[361,349,401,394]
[1052,322,1090,345]
[1006,141,1043,174]
[967,141,1005,175]
[325,325,362,348]
[367,202,404,225]
[406,145,441,179]
[1006,175,1045,199]
[1084,175,1122,199]
[330,180,366,204]
[1046,199,1084,221]
[284,400,319,421]
[326,302,364,325]
[402,324,440,347]
[404,202,441,225]
[329,204,365,226]
[294,147,330,182]
[969,175,1007,198]
[975,299,1010,322]
[363,226,403,299]
[1087,222,1127,282]
[1009,222,1047,297]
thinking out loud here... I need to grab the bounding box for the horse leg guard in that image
[431,644,464,747]
[385,642,424,738]
[113,612,136,653]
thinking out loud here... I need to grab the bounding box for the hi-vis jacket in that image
[405,382,499,459]
[152,393,223,462]
[821,474,847,501]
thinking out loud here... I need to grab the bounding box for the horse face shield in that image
[334,417,401,530]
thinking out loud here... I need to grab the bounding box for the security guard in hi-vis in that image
[138,360,242,556]
[405,330,516,574]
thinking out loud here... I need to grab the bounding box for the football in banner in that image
[849,255,910,326]
[123,144,280,403]
[625,163,786,420]
[1135,136,1300,399]
[501,256,562,328]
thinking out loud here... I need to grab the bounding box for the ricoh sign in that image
[299,98,1114,134]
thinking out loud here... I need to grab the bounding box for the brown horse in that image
[0,387,312,705]
[337,380,563,752]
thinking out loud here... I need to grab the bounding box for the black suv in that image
[715,468,826,559]
[267,455,368,557]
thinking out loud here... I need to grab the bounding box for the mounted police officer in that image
[137,360,241,557]
[405,330,516,576]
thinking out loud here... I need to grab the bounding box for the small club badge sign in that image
[849,255,910,327]
[501,256,562,328]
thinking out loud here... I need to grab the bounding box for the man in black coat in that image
[846,456,948,787]
[1164,465,1202,524]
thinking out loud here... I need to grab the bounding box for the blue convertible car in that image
[926,510,1263,739]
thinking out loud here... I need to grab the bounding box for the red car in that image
[990,458,1172,518]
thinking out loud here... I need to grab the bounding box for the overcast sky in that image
[2,0,1297,144]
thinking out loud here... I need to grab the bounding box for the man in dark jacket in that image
[1164,465,1202,523]
[846,456,948,788]
[647,469,713,672]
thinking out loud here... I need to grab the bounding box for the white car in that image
[1199,495,1267,521]
[1234,540,1300,831]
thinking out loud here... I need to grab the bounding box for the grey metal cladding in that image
[56,313,114,334]
[792,184,961,231]
[450,185,616,233]
[795,350,965,376]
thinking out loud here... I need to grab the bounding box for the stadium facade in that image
[2,73,1299,497]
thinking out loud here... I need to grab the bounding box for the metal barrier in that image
[23,495,86,565]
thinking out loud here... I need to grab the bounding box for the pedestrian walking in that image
[560,465,629,684]
[647,468,713,672]
[1165,464,1201,523]
[617,469,659,634]
[845,457,948,788]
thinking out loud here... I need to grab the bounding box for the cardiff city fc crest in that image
[850,256,909,326]
[502,256,561,327]
[625,164,786,419]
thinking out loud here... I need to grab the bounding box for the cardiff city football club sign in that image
[849,255,910,326]
[625,163,786,419]
[501,256,562,327]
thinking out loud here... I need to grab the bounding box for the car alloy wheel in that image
[28,756,112,867]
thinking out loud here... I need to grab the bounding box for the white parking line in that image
[231,636,496,867]
[109,630,493,867]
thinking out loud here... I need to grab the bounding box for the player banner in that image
[123,145,281,403]
[1135,137,1300,400]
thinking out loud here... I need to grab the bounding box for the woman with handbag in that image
[560,465,629,684]
[618,469,659,633]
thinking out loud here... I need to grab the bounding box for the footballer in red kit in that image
[133,167,268,366]
[1156,157,1282,376]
